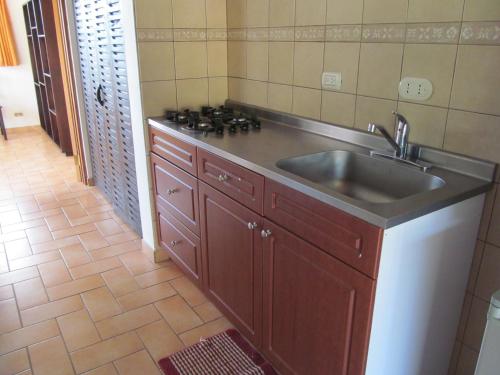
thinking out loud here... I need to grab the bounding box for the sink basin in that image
[276,150,446,203]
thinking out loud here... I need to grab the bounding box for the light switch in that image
[399,77,433,101]
[322,72,342,90]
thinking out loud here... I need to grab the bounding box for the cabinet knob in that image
[247,222,258,230]
[170,240,179,247]
[166,188,178,195]
[261,229,272,238]
[217,174,228,182]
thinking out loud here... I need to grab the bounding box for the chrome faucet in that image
[367,111,410,159]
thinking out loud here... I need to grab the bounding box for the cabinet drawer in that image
[151,153,200,235]
[197,149,264,214]
[157,206,202,285]
[264,179,383,278]
[150,126,197,175]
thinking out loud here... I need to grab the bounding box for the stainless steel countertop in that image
[148,103,496,229]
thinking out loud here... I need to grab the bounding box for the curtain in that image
[0,0,18,66]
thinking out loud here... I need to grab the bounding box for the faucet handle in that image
[367,123,376,133]
[392,111,409,127]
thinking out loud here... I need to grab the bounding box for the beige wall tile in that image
[475,244,500,301]
[228,77,246,102]
[227,0,247,28]
[176,78,210,109]
[358,43,403,100]
[269,0,295,27]
[206,0,227,28]
[244,80,268,107]
[321,91,356,127]
[269,42,294,85]
[401,44,456,107]
[354,96,397,132]
[209,77,229,106]
[207,41,228,77]
[138,42,175,82]
[246,42,269,81]
[292,87,322,119]
[247,0,269,27]
[396,102,447,148]
[487,191,500,246]
[444,110,500,164]
[228,41,247,78]
[463,0,500,21]
[174,42,208,79]
[172,0,206,28]
[268,83,293,112]
[478,185,497,241]
[293,42,324,89]
[408,0,464,22]
[141,81,177,116]
[363,0,408,23]
[134,0,172,28]
[326,0,363,24]
[463,296,489,351]
[295,0,327,26]
[323,42,360,94]
[451,45,500,116]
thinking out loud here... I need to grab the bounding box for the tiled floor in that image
[0,127,232,374]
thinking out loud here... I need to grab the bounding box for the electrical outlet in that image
[322,72,342,90]
[399,77,433,101]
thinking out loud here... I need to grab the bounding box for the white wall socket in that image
[399,77,433,101]
[322,72,342,90]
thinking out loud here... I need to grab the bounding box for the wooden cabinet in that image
[261,219,376,375]
[199,181,263,347]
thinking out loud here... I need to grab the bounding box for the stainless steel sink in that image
[276,150,446,203]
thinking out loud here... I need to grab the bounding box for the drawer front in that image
[264,179,383,278]
[151,153,200,235]
[150,126,197,175]
[157,206,202,285]
[197,149,264,214]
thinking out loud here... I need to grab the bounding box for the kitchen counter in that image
[148,102,496,228]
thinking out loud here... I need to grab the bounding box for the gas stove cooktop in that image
[164,106,261,136]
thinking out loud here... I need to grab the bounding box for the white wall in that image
[0,0,39,128]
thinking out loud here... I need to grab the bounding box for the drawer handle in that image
[166,188,178,195]
[261,229,272,238]
[170,240,180,247]
[247,222,258,230]
[217,174,228,182]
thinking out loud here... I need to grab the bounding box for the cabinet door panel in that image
[199,182,262,346]
[262,219,375,375]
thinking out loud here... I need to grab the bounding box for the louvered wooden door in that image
[74,0,142,234]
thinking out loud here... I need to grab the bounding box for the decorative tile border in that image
[137,28,227,42]
[362,24,405,43]
[325,25,361,42]
[136,29,173,42]
[228,28,246,41]
[269,27,294,41]
[207,29,228,41]
[247,28,269,41]
[406,23,460,44]
[295,26,325,41]
[460,22,500,45]
[173,29,207,41]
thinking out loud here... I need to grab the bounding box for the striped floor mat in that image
[158,329,277,375]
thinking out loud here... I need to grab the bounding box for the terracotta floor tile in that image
[28,336,74,375]
[0,252,8,273]
[57,309,101,352]
[134,263,183,288]
[155,295,203,334]
[90,240,142,261]
[179,317,233,347]
[38,259,72,288]
[79,231,109,251]
[70,257,122,279]
[0,210,22,226]
[0,299,21,334]
[82,363,118,375]
[194,301,223,322]
[14,277,48,310]
[81,286,122,321]
[69,212,111,227]
[0,230,27,243]
[105,232,139,246]
[96,304,161,339]
[21,295,83,326]
[17,200,40,215]
[0,319,59,355]
[0,266,39,287]
[119,251,160,276]
[136,320,184,362]
[4,239,32,260]
[113,350,160,375]
[21,208,62,222]
[86,204,114,215]
[47,274,105,301]
[31,236,80,254]
[95,219,123,237]
[26,225,53,245]
[60,244,92,268]
[62,204,88,221]
[0,348,30,375]
[45,214,71,231]
[117,282,177,312]
[170,276,207,307]
[52,223,96,240]
[101,267,140,297]
[1,219,45,234]
[9,250,61,271]
[70,332,143,374]
[0,285,14,300]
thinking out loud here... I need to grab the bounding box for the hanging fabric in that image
[0,0,19,66]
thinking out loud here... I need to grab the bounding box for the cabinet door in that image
[199,182,262,346]
[261,219,375,375]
